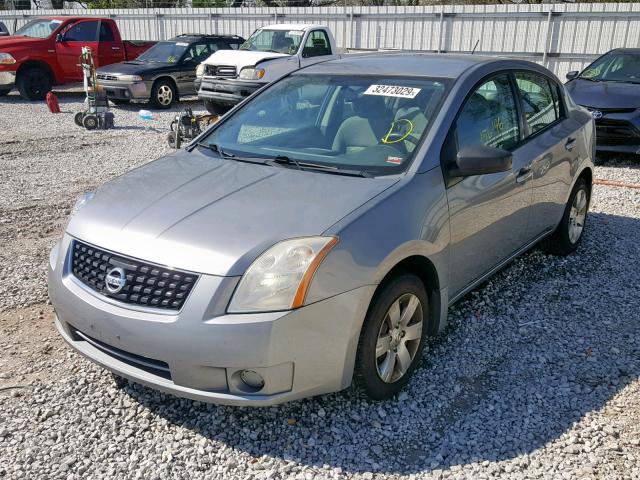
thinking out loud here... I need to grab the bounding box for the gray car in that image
[48,54,594,406]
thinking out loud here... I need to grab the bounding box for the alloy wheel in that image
[157,85,173,106]
[568,188,587,244]
[375,293,423,383]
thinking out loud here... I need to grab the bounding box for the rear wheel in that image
[150,80,176,109]
[203,99,231,116]
[355,274,428,400]
[0,88,10,97]
[74,112,84,127]
[540,177,590,256]
[16,67,52,101]
[83,115,98,130]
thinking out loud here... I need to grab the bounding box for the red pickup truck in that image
[0,17,155,100]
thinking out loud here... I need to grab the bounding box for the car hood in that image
[97,60,170,76]
[68,150,398,277]
[0,35,45,50]
[202,49,289,70]
[566,78,640,109]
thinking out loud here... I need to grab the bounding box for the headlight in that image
[196,63,205,78]
[0,53,16,65]
[117,74,143,82]
[228,236,338,313]
[71,192,95,217]
[239,67,265,80]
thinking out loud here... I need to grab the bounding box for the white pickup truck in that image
[196,24,339,115]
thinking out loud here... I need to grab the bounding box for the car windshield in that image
[137,41,189,64]
[14,19,63,38]
[200,74,448,176]
[240,29,303,54]
[580,52,640,83]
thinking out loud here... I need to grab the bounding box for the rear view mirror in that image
[566,70,579,80]
[450,145,512,177]
[56,33,64,42]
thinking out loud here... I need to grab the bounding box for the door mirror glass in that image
[566,70,579,80]
[56,33,64,42]
[451,145,512,177]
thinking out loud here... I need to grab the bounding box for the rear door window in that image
[454,74,520,151]
[515,72,560,136]
[302,30,332,58]
[99,22,114,42]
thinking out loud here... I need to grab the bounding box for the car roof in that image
[258,23,326,32]
[610,48,640,54]
[298,53,502,79]
[168,34,244,43]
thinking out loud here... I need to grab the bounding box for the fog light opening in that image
[240,369,264,390]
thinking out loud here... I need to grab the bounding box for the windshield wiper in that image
[194,142,236,158]
[266,156,372,178]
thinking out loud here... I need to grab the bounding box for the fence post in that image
[542,7,553,67]
[437,5,444,54]
[349,8,354,50]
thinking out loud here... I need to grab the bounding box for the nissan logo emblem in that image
[591,110,603,120]
[105,267,126,294]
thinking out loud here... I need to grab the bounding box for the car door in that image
[299,30,335,68]
[95,21,125,67]
[444,73,534,298]
[513,72,581,238]
[56,20,100,81]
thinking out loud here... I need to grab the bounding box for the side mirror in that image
[449,145,512,177]
[566,70,579,81]
[56,33,64,42]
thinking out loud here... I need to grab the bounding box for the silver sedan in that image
[48,54,594,405]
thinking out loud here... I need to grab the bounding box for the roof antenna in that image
[471,39,480,55]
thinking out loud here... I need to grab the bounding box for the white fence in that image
[2,3,640,78]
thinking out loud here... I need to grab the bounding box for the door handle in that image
[516,166,533,184]
[112,46,120,50]
[565,137,577,151]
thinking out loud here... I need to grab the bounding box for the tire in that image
[0,88,10,97]
[149,79,176,109]
[540,177,590,256]
[16,66,52,101]
[110,98,130,106]
[355,274,428,400]
[83,115,98,130]
[74,112,84,127]
[203,99,231,116]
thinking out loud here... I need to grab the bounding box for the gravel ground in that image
[1,91,639,480]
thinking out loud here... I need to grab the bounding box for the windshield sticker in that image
[176,42,189,47]
[386,156,403,165]
[364,85,421,98]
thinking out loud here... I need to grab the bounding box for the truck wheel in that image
[74,112,84,127]
[83,115,98,130]
[150,80,176,109]
[17,66,52,101]
[204,100,230,116]
[0,89,10,97]
[167,130,182,149]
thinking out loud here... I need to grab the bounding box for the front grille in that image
[595,119,640,145]
[72,327,171,380]
[70,240,198,311]
[96,74,119,81]
[205,65,237,77]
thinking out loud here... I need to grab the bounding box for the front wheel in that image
[150,80,176,109]
[540,177,590,256]
[355,274,428,400]
[203,99,231,116]
[16,67,52,101]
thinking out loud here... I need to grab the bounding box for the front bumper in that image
[98,79,151,101]
[198,77,264,105]
[48,235,374,406]
[0,70,16,89]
